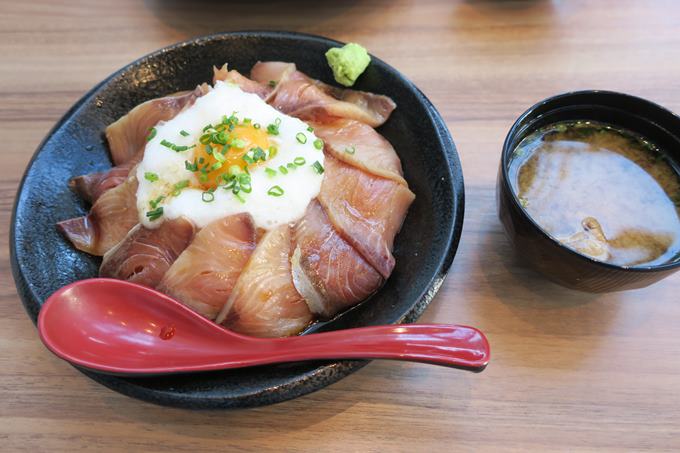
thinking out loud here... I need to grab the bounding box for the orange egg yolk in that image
[195,124,270,190]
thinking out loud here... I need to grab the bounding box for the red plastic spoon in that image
[37,279,490,375]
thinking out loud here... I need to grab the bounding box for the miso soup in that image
[508,120,680,267]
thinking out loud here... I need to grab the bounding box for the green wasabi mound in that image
[325,43,371,87]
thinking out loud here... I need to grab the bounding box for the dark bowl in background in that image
[497,90,680,292]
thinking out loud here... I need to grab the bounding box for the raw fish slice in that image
[105,84,209,166]
[57,175,139,256]
[99,217,196,288]
[311,119,406,185]
[250,61,297,89]
[250,62,395,127]
[70,158,137,204]
[318,156,415,278]
[212,64,272,99]
[216,225,313,337]
[309,79,396,127]
[291,201,383,319]
[158,214,256,320]
[74,83,210,201]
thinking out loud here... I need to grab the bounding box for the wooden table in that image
[2,0,680,450]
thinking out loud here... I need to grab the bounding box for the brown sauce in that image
[509,120,680,267]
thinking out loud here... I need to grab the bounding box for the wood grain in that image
[2,0,680,451]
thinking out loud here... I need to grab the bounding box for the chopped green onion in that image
[228,165,241,176]
[287,163,296,170]
[205,144,213,155]
[267,122,280,135]
[268,118,282,134]
[243,118,251,124]
[267,185,284,197]
[199,133,212,144]
[345,145,356,155]
[146,207,164,221]
[265,167,277,177]
[219,170,251,199]
[213,151,226,163]
[199,173,208,183]
[149,195,165,209]
[180,130,190,137]
[202,124,213,132]
[231,138,246,148]
[253,123,261,130]
[215,131,228,145]
[172,179,190,196]
[211,162,223,171]
[234,192,245,203]
[144,172,159,182]
[268,80,277,87]
[146,127,157,142]
[279,165,289,175]
[252,147,267,162]
[296,132,307,144]
[221,113,238,127]
[160,139,193,152]
[293,156,306,166]
[307,126,314,132]
[268,146,278,159]
[202,191,215,203]
[185,160,198,172]
[313,139,324,150]
[312,160,324,174]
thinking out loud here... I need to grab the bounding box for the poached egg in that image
[136,81,325,230]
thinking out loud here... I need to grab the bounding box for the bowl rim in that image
[501,89,680,274]
[10,30,466,408]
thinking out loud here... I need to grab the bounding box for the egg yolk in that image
[195,124,270,190]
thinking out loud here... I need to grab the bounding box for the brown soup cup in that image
[497,90,680,292]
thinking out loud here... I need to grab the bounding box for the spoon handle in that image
[261,324,490,372]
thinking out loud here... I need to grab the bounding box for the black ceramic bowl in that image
[498,90,680,292]
[10,31,464,408]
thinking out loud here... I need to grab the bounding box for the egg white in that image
[136,81,325,230]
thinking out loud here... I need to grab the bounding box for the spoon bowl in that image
[38,279,490,375]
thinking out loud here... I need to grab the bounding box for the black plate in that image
[10,31,464,409]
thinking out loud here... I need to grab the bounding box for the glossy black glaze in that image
[10,31,464,409]
[498,90,680,292]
